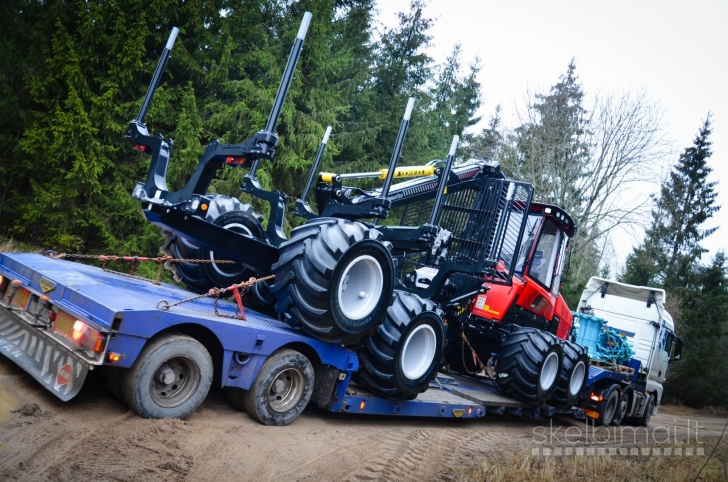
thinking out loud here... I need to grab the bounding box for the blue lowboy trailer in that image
[0,253,633,426]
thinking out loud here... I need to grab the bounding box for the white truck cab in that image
[578,277,683,414]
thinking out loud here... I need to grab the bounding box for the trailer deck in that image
[0,252,587,422]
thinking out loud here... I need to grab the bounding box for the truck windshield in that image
[529,219,562,289]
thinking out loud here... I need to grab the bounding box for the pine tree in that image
[663,252,728,406]
[420,44,482,160]
[620,116,719,289]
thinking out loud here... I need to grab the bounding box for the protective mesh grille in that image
[436,181,533,274]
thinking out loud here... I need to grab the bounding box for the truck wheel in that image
[121,334,213,419]
[356,291,444,399]
[224,386,247,412]
[495,326,563,404]
[160,195,266,293]
[105,366,125,402]
[636,395,654,427]
[595,384,620,427]
[612,392,629,426]
[242,349,314,426]
[549,341,589,408]
[271,218,394,345]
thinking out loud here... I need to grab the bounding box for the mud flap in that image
[0,310,89,401]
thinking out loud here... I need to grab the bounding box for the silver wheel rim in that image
[569,360,586,397]
[210,222,252,276]
[150,355,200,408]
[539,351,560,391]
[268,368,304,413]
[401,323,437,380]
[337,255,384,320]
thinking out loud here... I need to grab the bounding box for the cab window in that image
[529,219,562,290]
[514,215,542,273]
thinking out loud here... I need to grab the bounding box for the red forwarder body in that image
[470,202,576,341]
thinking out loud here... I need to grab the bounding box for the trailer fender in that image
[221,351,268,390]
[105,333,150,369]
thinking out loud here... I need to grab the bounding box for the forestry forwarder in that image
[126,13,587,405]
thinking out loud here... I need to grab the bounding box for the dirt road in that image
[1,357,726,481]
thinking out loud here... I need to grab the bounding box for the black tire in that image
[120,334,213,419]
[104,366,125,403]
[244,279,278,318]
[160,195,266,293]
[357,291,444,399]
[242,349,314,426]
[636,395,654,427]
[549,340,589,408]
[612,391,629,426]
[224,386,247,412]
[595,384,620,427]
[271,218,394,344]
[495,326,563,404]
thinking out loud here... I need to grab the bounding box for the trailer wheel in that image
[121,334,213,419]
[495,326,563,404]
[160,195,266,293]
[224,387,247,413]
[242,349,314,426]
[612,391,629,426]
[549,340,589,408]
[356,291,444,399]
[595,384,620,427]
[104,366,125,403]
[271,218,394,344]
[636,395,654,427]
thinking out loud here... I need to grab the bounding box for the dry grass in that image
[661,404,728,418]
[453,438,728,482]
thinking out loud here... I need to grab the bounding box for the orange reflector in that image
[585,409,600,419]
[359,400,366,410]
[468,407,473,415]
[40,295,50,301]
[201,203,208,211]
[10,285,31,309]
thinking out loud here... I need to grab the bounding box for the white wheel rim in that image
[400,323,437,380]
[337,255,384,320]
[569,360,586,397]
[539,351,560,391]
[210,223,252,276]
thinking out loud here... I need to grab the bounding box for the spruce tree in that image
[620,116,719,289]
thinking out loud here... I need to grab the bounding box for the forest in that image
[0,0,723,406]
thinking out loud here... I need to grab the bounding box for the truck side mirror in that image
[670,335,683,362]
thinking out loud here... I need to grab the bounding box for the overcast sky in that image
[375,0,727,269]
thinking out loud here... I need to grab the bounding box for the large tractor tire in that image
[356,291,445,399]
[270,218,394,345]
[495,326,563,405]
[549,340,589,408]
[160,195,266,293]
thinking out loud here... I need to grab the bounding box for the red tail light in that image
[72,320,105,352]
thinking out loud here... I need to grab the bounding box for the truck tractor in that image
[125,13,586,404]
[574,277,683,426]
